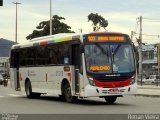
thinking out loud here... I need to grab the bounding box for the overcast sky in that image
[0,0,160,44]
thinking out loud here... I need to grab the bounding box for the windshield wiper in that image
[95,43,109,62]
[111,44,121,62]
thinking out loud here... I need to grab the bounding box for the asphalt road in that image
[0,85,160,115]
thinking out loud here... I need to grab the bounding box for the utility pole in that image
[139,16,143,85]
[13,2,21,43]
[50,0,52,35]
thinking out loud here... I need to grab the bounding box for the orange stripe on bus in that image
[46,73,48,81]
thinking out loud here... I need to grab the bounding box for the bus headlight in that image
[87,76,96,86]
[130,75,136,85]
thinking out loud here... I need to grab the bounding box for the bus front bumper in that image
[83,83,137,97]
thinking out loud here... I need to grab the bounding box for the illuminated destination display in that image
[87,35,125,42]
[90,66,111,71]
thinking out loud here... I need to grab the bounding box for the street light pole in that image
[139,16,143,86]
[13,2,21,43]
[50,0,52,35]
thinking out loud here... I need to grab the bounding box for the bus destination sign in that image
[90,65,111,71]
[87,35,126,42]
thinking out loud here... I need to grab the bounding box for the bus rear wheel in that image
[104,96,117,104]
[64,83,77,103]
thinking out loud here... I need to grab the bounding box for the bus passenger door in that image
[13,51,20,90]
[72,44,81,94]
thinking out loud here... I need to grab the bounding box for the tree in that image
[88,13,108,32]
[26,15,74,40]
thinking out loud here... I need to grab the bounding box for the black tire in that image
[59,95,65,101]
[105,96,117,104]
[25,81,34,98]
[64,83,77,103]
[34,93,41,98]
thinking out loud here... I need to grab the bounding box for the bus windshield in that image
[84,43,135,74]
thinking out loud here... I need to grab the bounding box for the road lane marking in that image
[0,93,25,98]
[8,94,22,97]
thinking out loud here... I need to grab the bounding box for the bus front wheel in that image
[104,96,117,104]
[64,83,77,103]
[25,81,34,98]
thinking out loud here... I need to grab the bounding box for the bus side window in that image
[64,57,69,64]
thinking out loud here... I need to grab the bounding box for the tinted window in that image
[11,40,77,67]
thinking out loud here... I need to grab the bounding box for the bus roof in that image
[11,32,128,49]
[11,33,82,49]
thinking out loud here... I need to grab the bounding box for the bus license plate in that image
[109,88,119,93]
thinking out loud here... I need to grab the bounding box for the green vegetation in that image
[26,13,109,39]
[88,13,108,32]
[26,15,74,40]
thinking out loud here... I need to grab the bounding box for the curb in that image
[136,94,160,98]
[138,87,160,90]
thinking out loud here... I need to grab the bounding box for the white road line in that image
[8,94,22,97]
[0,94,25,98]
